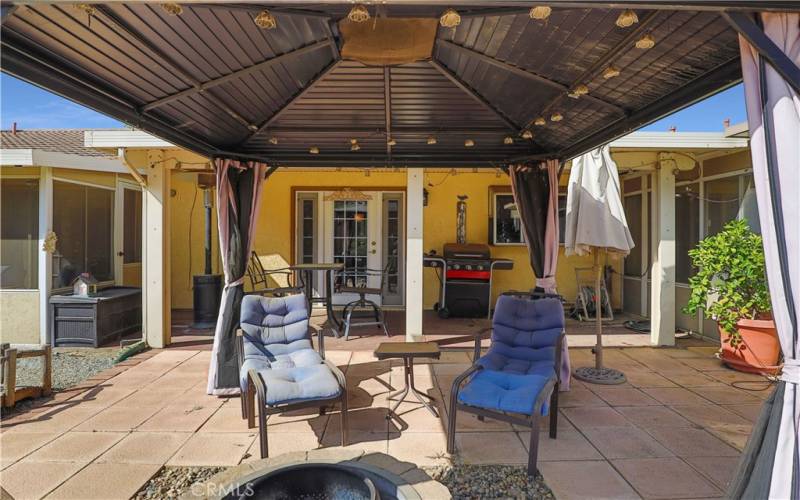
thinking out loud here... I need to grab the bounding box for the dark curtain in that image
[208,160,267,395]
[509,164,550,280]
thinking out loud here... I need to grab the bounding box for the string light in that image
[387,138,397,146]
[464,139,475,147]
[567,84,589,98]
[309,146,319,154]
[635,34,656,49]
[268,137,278,145]
[254,10,277,29]
[161,3,183,16]
[529,5,552,20]
[427,136,438,145]
[521,129,533,140]
[534,117,546,126]
[73,3,97,16]
[550,112,563,122]
[439,9,461,28]
[347,4,370,23]
[616,9,639,28]
[504,136,514,145]
[602,66,621,79]
[350,138,361,151]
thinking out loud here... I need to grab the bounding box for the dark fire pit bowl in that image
[192,452,450,500]
[224,463,380,500]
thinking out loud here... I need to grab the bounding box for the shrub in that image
[683,219,771,347]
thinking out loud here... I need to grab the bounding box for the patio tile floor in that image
[0,341,766,499]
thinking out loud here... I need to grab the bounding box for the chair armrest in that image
[248,368,267,405]
[531,375,557,416]
[554,331,565,384]
[323,359,347,390]
[434,327,492,363]
[235,330,245,374]
[450,363,483,399]
[309,324,325,359]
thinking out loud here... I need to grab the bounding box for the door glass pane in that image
[123,189,142,263]
[623,194,642,276]
[333,200,367,288]
[675,183,700,283]
[52,181,114,288]
[0,179,39,289]
[705,177,740,236]
[53,182,87,288]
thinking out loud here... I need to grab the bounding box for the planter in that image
[718,318,782,375]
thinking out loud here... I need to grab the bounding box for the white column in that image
[650,156,676,346]
[405,169,424,340]
[639,174,649,317]
[142,150,171,348]
[38,167,53,345]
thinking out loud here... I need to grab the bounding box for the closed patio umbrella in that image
[565,145,634,385]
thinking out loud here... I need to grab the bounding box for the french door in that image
[323,196,382,305]
[296,191,404,307]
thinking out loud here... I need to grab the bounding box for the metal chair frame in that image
[444,328,564,476]
[336,264,391,340]
[236,325,347,458]
[246,251,305,297]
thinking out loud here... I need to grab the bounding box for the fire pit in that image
[187,450,450,500]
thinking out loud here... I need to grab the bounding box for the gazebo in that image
[2,2,798,497]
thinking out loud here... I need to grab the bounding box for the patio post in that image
[37,167,52,345]
[141,149,172,348]
[405,168,424,341]
[649,154,676,346]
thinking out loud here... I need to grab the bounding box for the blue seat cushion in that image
[252,364,342,405]
[239,345,322,392]
[458,370,551,415]
[476,345,557,378]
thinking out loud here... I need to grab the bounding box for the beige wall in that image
[0,291,40,344]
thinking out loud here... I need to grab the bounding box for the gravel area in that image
[135,466,226,499]
[428,463,554,500]
[11,347,119,391]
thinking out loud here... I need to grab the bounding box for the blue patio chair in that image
[236,294,347,458]
[446,295,564,476]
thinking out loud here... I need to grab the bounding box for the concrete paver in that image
[0,343,757,500]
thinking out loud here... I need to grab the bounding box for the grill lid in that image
[443,243,490,260]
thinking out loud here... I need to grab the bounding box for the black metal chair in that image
[246,251,304,297]
[444,294,564,476]
[336,264,391,340]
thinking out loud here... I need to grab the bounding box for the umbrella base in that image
[573,366,627,385]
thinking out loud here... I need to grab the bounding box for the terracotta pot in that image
[718,318,782,375]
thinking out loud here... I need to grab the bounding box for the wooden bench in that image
[1,343,52,408]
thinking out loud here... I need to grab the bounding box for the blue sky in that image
[1,73,746,132]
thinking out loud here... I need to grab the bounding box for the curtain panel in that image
[510,160,571,390]
[207,159,268,396]
[730,12,799,500]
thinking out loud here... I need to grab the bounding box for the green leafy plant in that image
[683,219,771,347]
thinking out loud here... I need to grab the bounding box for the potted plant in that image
[684,219,781,374]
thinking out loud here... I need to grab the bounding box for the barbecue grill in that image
[424,243,513,318]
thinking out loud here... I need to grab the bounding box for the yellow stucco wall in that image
[0,291,40,344]
[159,167,622,311]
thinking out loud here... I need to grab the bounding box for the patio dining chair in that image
[445,294,564,476]
[245,251,304,298]
[236,293,347,458]
[336,264,391,340]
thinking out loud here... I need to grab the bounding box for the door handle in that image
[117,251,125,256]
[370,249,377,254]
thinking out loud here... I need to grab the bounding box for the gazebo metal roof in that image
[2,1,797,167]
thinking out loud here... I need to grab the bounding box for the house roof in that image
[0,129,112,158]
[1,2,794,167]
